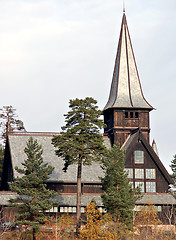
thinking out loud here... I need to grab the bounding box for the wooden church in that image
[1,12,176,223]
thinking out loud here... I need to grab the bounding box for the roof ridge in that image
[8,131,60,136]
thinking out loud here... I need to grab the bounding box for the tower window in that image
[135,112,139,118]
[130,112,133,118]
[134,151,144,164]
[125,112,128,118]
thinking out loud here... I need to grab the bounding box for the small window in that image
[60,207,64,213]
[68,207,72,213]
[135,169,144,179]
[134,151,144,164]
[135,182,144,192]
[130,112,133,118]
[135,112,139,118]
[81,207,85,213]
[146,182,156,192]
[73,207,76,213]
[146,169,156,179]
[125,168,133,178]
[125,112,128,118]
[64,207,69,213]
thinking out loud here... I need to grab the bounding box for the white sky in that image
[0,0,176,173]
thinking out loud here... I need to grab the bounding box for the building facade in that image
[1,12,176,223]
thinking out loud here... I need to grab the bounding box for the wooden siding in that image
[47,183,103,194]
[125,141,170,193]
[104,109,150,147]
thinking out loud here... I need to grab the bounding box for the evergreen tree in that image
[0,105,25,145]
[9,137,56,240]
[52,97,106,231]
[0,144,4,186]
[101,143,141,229]
[170,154,176,183]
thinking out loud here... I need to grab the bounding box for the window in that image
[81,207,85,213]
[60,207,64,213]
[135,112,139,118]
[125,168,133,178]
[73,207,76,213]
[125,112,128,118]
[135,182,144,192]
[135,169,144,179]
[134,151,144,164]
[46,207,58,213]
[146,182,156,192]
[134,205,161,212]
[130,112,133,118]
[146,169,156,179]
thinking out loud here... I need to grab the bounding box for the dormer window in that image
[134,151,144,164]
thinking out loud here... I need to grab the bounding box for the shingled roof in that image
[5,132,111,183]
[1,131,175,208]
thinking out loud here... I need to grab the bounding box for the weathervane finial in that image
[123,1,125,13]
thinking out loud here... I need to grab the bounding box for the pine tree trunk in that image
[76,161,82,234]
[33,228,36,240]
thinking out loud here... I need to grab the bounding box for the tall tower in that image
[103,12,153,147]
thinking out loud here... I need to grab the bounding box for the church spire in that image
[104,13,153,111]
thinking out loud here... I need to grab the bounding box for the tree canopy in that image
[9,137,56,240]
[101,143,141,229]
[52,97,106,231]
[0,105,25,144]
[170,154,176,183]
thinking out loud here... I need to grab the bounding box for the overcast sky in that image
[0,0,176,172]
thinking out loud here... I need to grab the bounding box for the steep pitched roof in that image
[121,131,174,185]
[6,132,108,183]
[104,13,153,110]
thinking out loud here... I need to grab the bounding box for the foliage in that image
[78,202,129,240]
[101,143,141,229]
[134,205,162,240]
[38,214,76,239]
[0,144,4,184]
[134,205,161,226]
[170,154,176,183]
[52,97,105,169]
[52,97,106,228]
[9,137,56,240]
[0,105,25,144]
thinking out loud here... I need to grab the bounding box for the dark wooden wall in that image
[125,141,169,193]
[47,182,103,194]
[104,109,150,147]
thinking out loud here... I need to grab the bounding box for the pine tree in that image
[9,137,56,240]
[52,97,106,231]
[101,143,141,229]
[0,105,25,145]
[0,144,4,186]
[170,154,176,182]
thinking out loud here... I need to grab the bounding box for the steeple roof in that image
[104,13,153,111]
